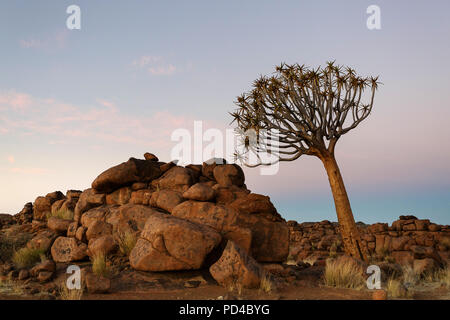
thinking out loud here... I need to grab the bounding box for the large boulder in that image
[51,237,88,262]
[33,197,51,221]
[88,235,117,257]
[47,217,72,234]
[74,189,106,224]
[129,211,222,271]
[85,273,111,293]
[86,220,113,241]
[172,197,289,262]
[182,183,215,201]
[157,166,197,192]
[106,204,162,236]
[213,164,245,187]
[209,241,262,289]
[105,186,132,205]
[149,190,185,213]
[92,157,162,193]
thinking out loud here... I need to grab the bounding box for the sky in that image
[0,0,449,224]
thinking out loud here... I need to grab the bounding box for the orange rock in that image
[372,289,387,300]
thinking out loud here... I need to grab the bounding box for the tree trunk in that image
[320,153,369,262]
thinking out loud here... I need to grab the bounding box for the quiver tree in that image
[231,61,380,261]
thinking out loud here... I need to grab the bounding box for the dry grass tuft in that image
[47,208,74,220]
[323,256,365,289]
[12,247,46,269]
[91,253,111,277]
[386,277,411,299]
[117,231,137,256]
[58,281,84,300]
[260,272,273,294]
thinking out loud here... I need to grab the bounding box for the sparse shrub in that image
[0,232,32,262]
[259,273,273,294]
[12,247,46,269]
[59,281,84,300]
[401,265,418,286]
[302,255,318,266]
[47,208,74,220]
[92,253,111,277]
[117,231,137,256]
[386,277,411,299]
[323,256,365,289]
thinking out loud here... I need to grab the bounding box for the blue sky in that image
[0,1,449,224]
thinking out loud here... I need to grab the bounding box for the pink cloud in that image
[7,155,15,164]
[132,55,178,76]
[19,30,69,50]
[0,91,195,151]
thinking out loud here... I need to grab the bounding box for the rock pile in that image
[2,153,289,289]
[288,216,450,274]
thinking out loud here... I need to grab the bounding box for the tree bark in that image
[320,153,369,262]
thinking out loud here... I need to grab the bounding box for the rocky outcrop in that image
[129,211,222,271]
[92,157,162,193]
[288,216,450,268]
[210,241,262,288]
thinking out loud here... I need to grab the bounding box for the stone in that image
[47,217,72,234]
[209,241,262,289]
[85,273,110,293]
[92,157,162,193]
[80,205,110,228]
[51,237,88,262]
[67,222,78,237]
[213,164,245,187]
[105,187,132,205]
[130,189,153,205]
[368,223,388,234]
[428,224,441,232]
[14,202,33,224]
[74,189,106,224]
[18,269,29,280]
[415,219,430,231]
[182,183,215,201]
[129,211,222,271]
[149,190,185,213]
[228,193,278,216]
[172,200,289,262]
[399,215,418,220]
[37,271,53,283]
[372,289,387,300]
[30,260,56,276]
[51,199,65,214]
[390,236,409,251]
[88,235,117,257]
[213,185,250,204]
[33,196,52,221]
[106,204,161,236]
[131,182,148,191]
[202,158,227,180]
[27,230,57,252]
[75,226,87,242]
[157,166,196,192]
[86,220,113,241]
[144,152,159,161]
